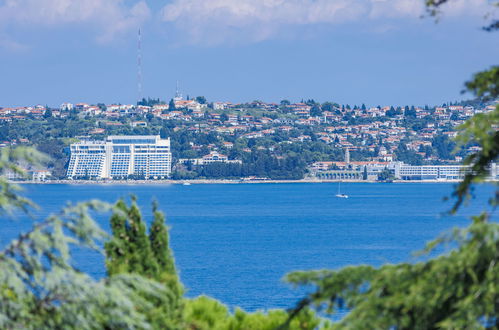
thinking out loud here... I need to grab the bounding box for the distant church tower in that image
[345,148,350,164]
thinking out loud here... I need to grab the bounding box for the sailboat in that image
[335,181,349,198]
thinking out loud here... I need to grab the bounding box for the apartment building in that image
[67,135,172,179]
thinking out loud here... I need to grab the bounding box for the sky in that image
[0,0,497,108]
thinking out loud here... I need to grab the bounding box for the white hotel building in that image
[67,135,172,179]
[393,162,499,181]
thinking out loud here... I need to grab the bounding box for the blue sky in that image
[0,0,497,107]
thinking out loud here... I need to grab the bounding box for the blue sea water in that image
[1,183,496,312]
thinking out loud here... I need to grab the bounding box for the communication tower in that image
[137,28,143,102]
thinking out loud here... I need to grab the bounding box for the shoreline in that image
[13,179,474,185]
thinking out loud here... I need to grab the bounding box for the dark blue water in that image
[1,183,495,311]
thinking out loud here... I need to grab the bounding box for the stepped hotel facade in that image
[67,135,172,179]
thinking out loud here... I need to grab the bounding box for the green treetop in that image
[105,197,184,328]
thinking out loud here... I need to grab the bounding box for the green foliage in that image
[450,63,499,213]
[310,105,322,117]
[0,147,47,214]
[452,105,499,212]
[432,134,456,160]
[465,66,499,101]
[184,296,325,330]
[426,0,498,32]
[106,199,158,277]
[395,143,424,165]
[105,197,184,328]
[138,97,163,107]
[35,138,70,178]
[150,201,183,298]
[0,199,176,329]
[196,96,207,104]
[43,108,52,119]
[169,98,176,110]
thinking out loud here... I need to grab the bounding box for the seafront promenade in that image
[15,178,466,184]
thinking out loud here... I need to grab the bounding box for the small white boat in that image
[183,182,191,186]
[335,182,349,198]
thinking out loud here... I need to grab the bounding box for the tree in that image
[432,134,455,160]
[184,296,324,330]
[105,198,184,328]
[150,201,183,298]
[395,143,423,165]
[196,96,207,104]
[321,102,335,112]
[43,108,52,119]
[310,105,322,117]
[169,98,176,110]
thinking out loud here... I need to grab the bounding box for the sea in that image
[1,183,496,312]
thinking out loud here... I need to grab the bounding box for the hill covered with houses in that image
[0,95,496,180]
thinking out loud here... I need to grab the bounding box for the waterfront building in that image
[393,162,499,181]
[393,163,465,180]
[310,161,499,181]
[4,169,51,181]
[67,135,172,180]
[310,161,391,180]
[178,151,242,166]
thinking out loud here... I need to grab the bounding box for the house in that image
[178,151,242,166]
[131,121,147,127]
[31,170,51,182]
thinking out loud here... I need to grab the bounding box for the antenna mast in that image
[174,80,182,101]
[137,28,143,103]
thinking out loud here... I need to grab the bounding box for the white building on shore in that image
[310,160,499,181]
[178,151,242,166]
[393,163,465,180]
[67,135,172,180]
[393,162,498,181]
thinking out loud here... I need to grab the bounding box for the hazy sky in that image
[1,0,497,107]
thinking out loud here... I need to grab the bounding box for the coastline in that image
[14,179,470,185]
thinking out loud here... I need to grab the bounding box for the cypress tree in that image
[106,198,159,278]
[127,199,159,277]
[150,201,178,278]
[105,197,183,328]
[105,199,130,276]
[150,201,184,326]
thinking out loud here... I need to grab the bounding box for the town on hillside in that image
[1,94,498,182]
